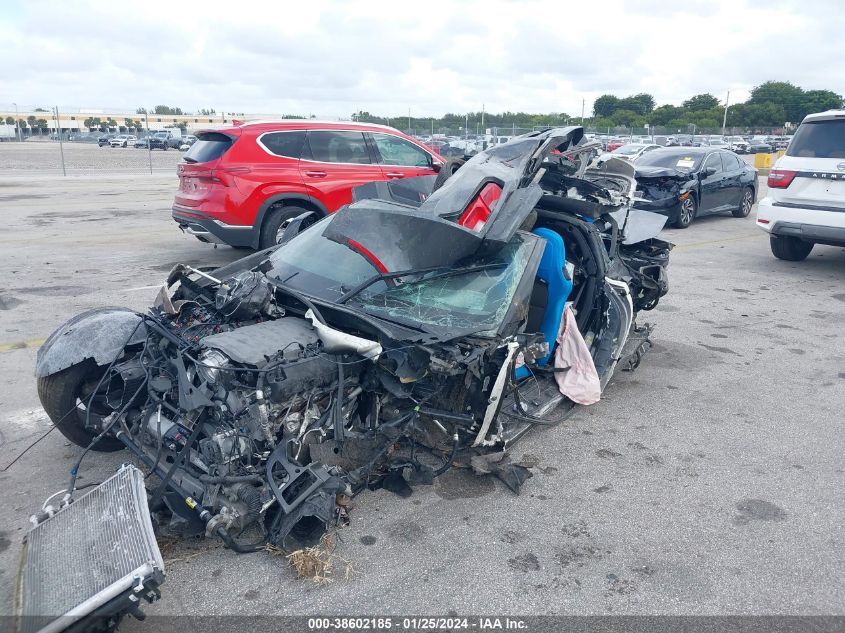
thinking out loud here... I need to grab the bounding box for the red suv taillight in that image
[767,169,797,189]
[459,183,503,232]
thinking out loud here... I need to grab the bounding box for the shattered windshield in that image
[265,218,536,335]
[267,217,385,299]
[348,234,535,334]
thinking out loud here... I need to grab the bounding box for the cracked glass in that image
[349,235,533,334]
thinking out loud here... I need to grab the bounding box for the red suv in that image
[173,121,444,249]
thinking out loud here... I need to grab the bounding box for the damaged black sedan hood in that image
[634,165,692,180]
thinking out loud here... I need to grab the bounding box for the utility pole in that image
[145,110,153,175]
[581,98,585,125]
[465,113,468,140]
[54,106,66,176]
[721,89,730,138]
[481,103,485,130]
[13,102,20,142]
[408,108,411,134]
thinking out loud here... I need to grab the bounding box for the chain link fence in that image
[0,101,797,175]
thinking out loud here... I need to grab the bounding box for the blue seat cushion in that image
[515,227,573,379]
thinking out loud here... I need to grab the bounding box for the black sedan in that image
[632,148,757,228]
[746,140,773,154]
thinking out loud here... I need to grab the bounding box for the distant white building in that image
[0,108,284,135]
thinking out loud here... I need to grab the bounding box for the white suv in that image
[109,134,137,148]
[756,110,845,260]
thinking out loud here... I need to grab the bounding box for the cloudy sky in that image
[0,0,841,118]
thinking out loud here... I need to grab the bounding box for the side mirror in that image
[430,159,442,173]
[700,167,716,178]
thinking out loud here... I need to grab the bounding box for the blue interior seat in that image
[515,227,573,380]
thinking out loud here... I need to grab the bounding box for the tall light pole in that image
[721,89,730,138]
[54,106,66,176]
[12,102,20,142]
[145,110,152,175]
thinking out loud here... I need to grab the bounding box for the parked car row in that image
[170,112,845,264]
[97,131,197,150]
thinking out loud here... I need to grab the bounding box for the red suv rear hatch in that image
[175,131,239,209]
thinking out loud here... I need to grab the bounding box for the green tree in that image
[153,105,183,115]
[27,115,36,128]
[5,116,13,125]
[619,93,655,114]
[741,102,786,127]
[801,90,842,118]
[35,118,48,134]
[610,109,643,127]
[593,95,620,118]
[650,105,684,126]
[682,93,720,111]
[591,116,615,130]
[136,107,148,114]
[747,81,804,121]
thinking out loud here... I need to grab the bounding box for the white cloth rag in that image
[554,304,601,405]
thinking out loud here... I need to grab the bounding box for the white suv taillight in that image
[767,169,797,189]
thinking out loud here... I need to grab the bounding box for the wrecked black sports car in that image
[20,128,671,632]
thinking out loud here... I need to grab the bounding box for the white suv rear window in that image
[787,120,845,159]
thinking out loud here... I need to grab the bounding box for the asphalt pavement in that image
[1,169,844,621]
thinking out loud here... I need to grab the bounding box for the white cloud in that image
[0,0,842,118]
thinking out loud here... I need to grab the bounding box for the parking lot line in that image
[0,338,45,353]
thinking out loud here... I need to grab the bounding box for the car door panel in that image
[698,153,726,213]
[300,130,386,212]
[369,132,438,181]
[720,152,744,208]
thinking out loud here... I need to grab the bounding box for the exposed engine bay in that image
[21,128,672,632]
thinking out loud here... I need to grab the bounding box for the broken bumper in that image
[172,205,254,248]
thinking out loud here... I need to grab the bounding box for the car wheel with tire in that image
[36,360,125,451]
[770,235,813,261]
[258,204,313,250]
[673,195,697,228]
[733,188,754,217]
